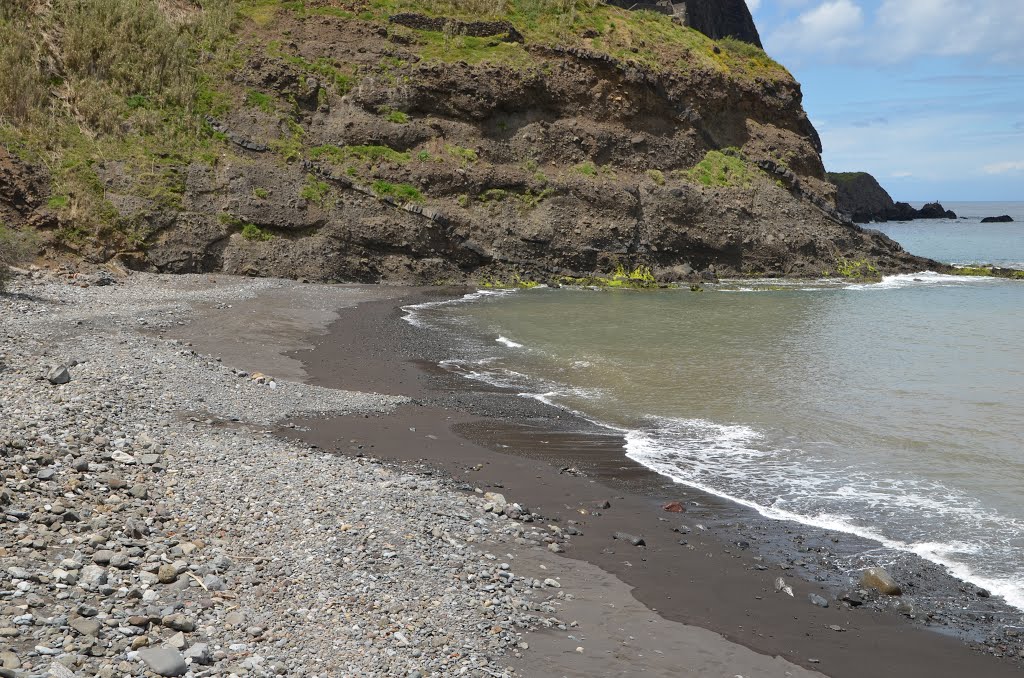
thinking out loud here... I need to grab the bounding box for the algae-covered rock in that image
[861,567,902,596]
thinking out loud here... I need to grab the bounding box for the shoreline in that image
[2,272,1020,677]
[283,287,1024,676]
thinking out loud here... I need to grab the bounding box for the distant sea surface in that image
[873,201,1024,268]
[407,201,1024,610]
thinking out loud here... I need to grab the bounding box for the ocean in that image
[406,201,1024,611]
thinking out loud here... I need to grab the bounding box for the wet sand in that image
[175,282,1023,677]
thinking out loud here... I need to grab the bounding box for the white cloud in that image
[982,160,1024,174]
[769,0,865,57]
[767,0,1024,63]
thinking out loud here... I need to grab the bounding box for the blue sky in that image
[750,0,1024,201]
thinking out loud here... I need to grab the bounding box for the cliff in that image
[828,172,957,223]
[605,1,762,46]
[683,0,762,47]
[0,0,934,284]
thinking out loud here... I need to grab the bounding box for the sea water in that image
[406,202,1024,611]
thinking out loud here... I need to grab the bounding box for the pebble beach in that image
[0,272,577,677]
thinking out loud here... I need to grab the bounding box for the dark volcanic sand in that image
[282,289,1024,678]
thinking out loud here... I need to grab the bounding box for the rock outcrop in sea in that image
[827,171,957,222]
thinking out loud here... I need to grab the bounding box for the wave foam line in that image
[624,427,1024,611]
[847,271,1000,291]
[401,289,516,328]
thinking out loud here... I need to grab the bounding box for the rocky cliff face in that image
[0,1,935,283]
[606,0,762,46]
[682,0,762,47]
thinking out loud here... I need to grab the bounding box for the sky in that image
[749,0,1024,201]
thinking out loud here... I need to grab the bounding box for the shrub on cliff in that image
[0,224,37,292]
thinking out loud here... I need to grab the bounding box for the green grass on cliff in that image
[0,0,789,258]
[386,0,785,79]
[0,0,237,252]
[684,149,755,187]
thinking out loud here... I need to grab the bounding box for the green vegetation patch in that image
[244,89,276,113]
[350,0,789,81]
[378,105,410,124]
[646,169,665,185]
[950,266,1024,279]
[300,174,330,205]
[445,144,479,165]
[241,223,273,241]
[371,180,423,204]
[311,144,411,165]
[478,273,540,289]
[556,264,659,289]
[829,255,879,280]
[684,149,754,187]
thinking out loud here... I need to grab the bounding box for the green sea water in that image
[408,203,1024,610]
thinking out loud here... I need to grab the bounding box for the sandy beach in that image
[1,271,1020,677]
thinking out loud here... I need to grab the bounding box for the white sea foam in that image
[401,289,516,328]
[496,336,523,348]
[846,271,999,291]
[623,418,1024,612]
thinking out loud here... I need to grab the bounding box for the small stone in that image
[167,632,187,650]
[92,550,114,565]
[161,614,194,632]
[138,647,187,677]
[809,594,829,608]
[612,531,645,546]
[79,565,107,587]
[202,574,225,591]
[157,564,178,584]
[183,643,211,665]
[111,451,136,464]
[70,617,102,637]
[0,651,19,669]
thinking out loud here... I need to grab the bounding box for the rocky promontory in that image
[827,172,957,222]
[0,0,937,283]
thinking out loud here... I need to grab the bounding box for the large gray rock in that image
[139,647,187,677]
[46,364,70,385]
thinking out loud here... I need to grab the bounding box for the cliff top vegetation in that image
[0,0,789,257]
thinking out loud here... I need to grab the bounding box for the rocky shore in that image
[0,271,587,677]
